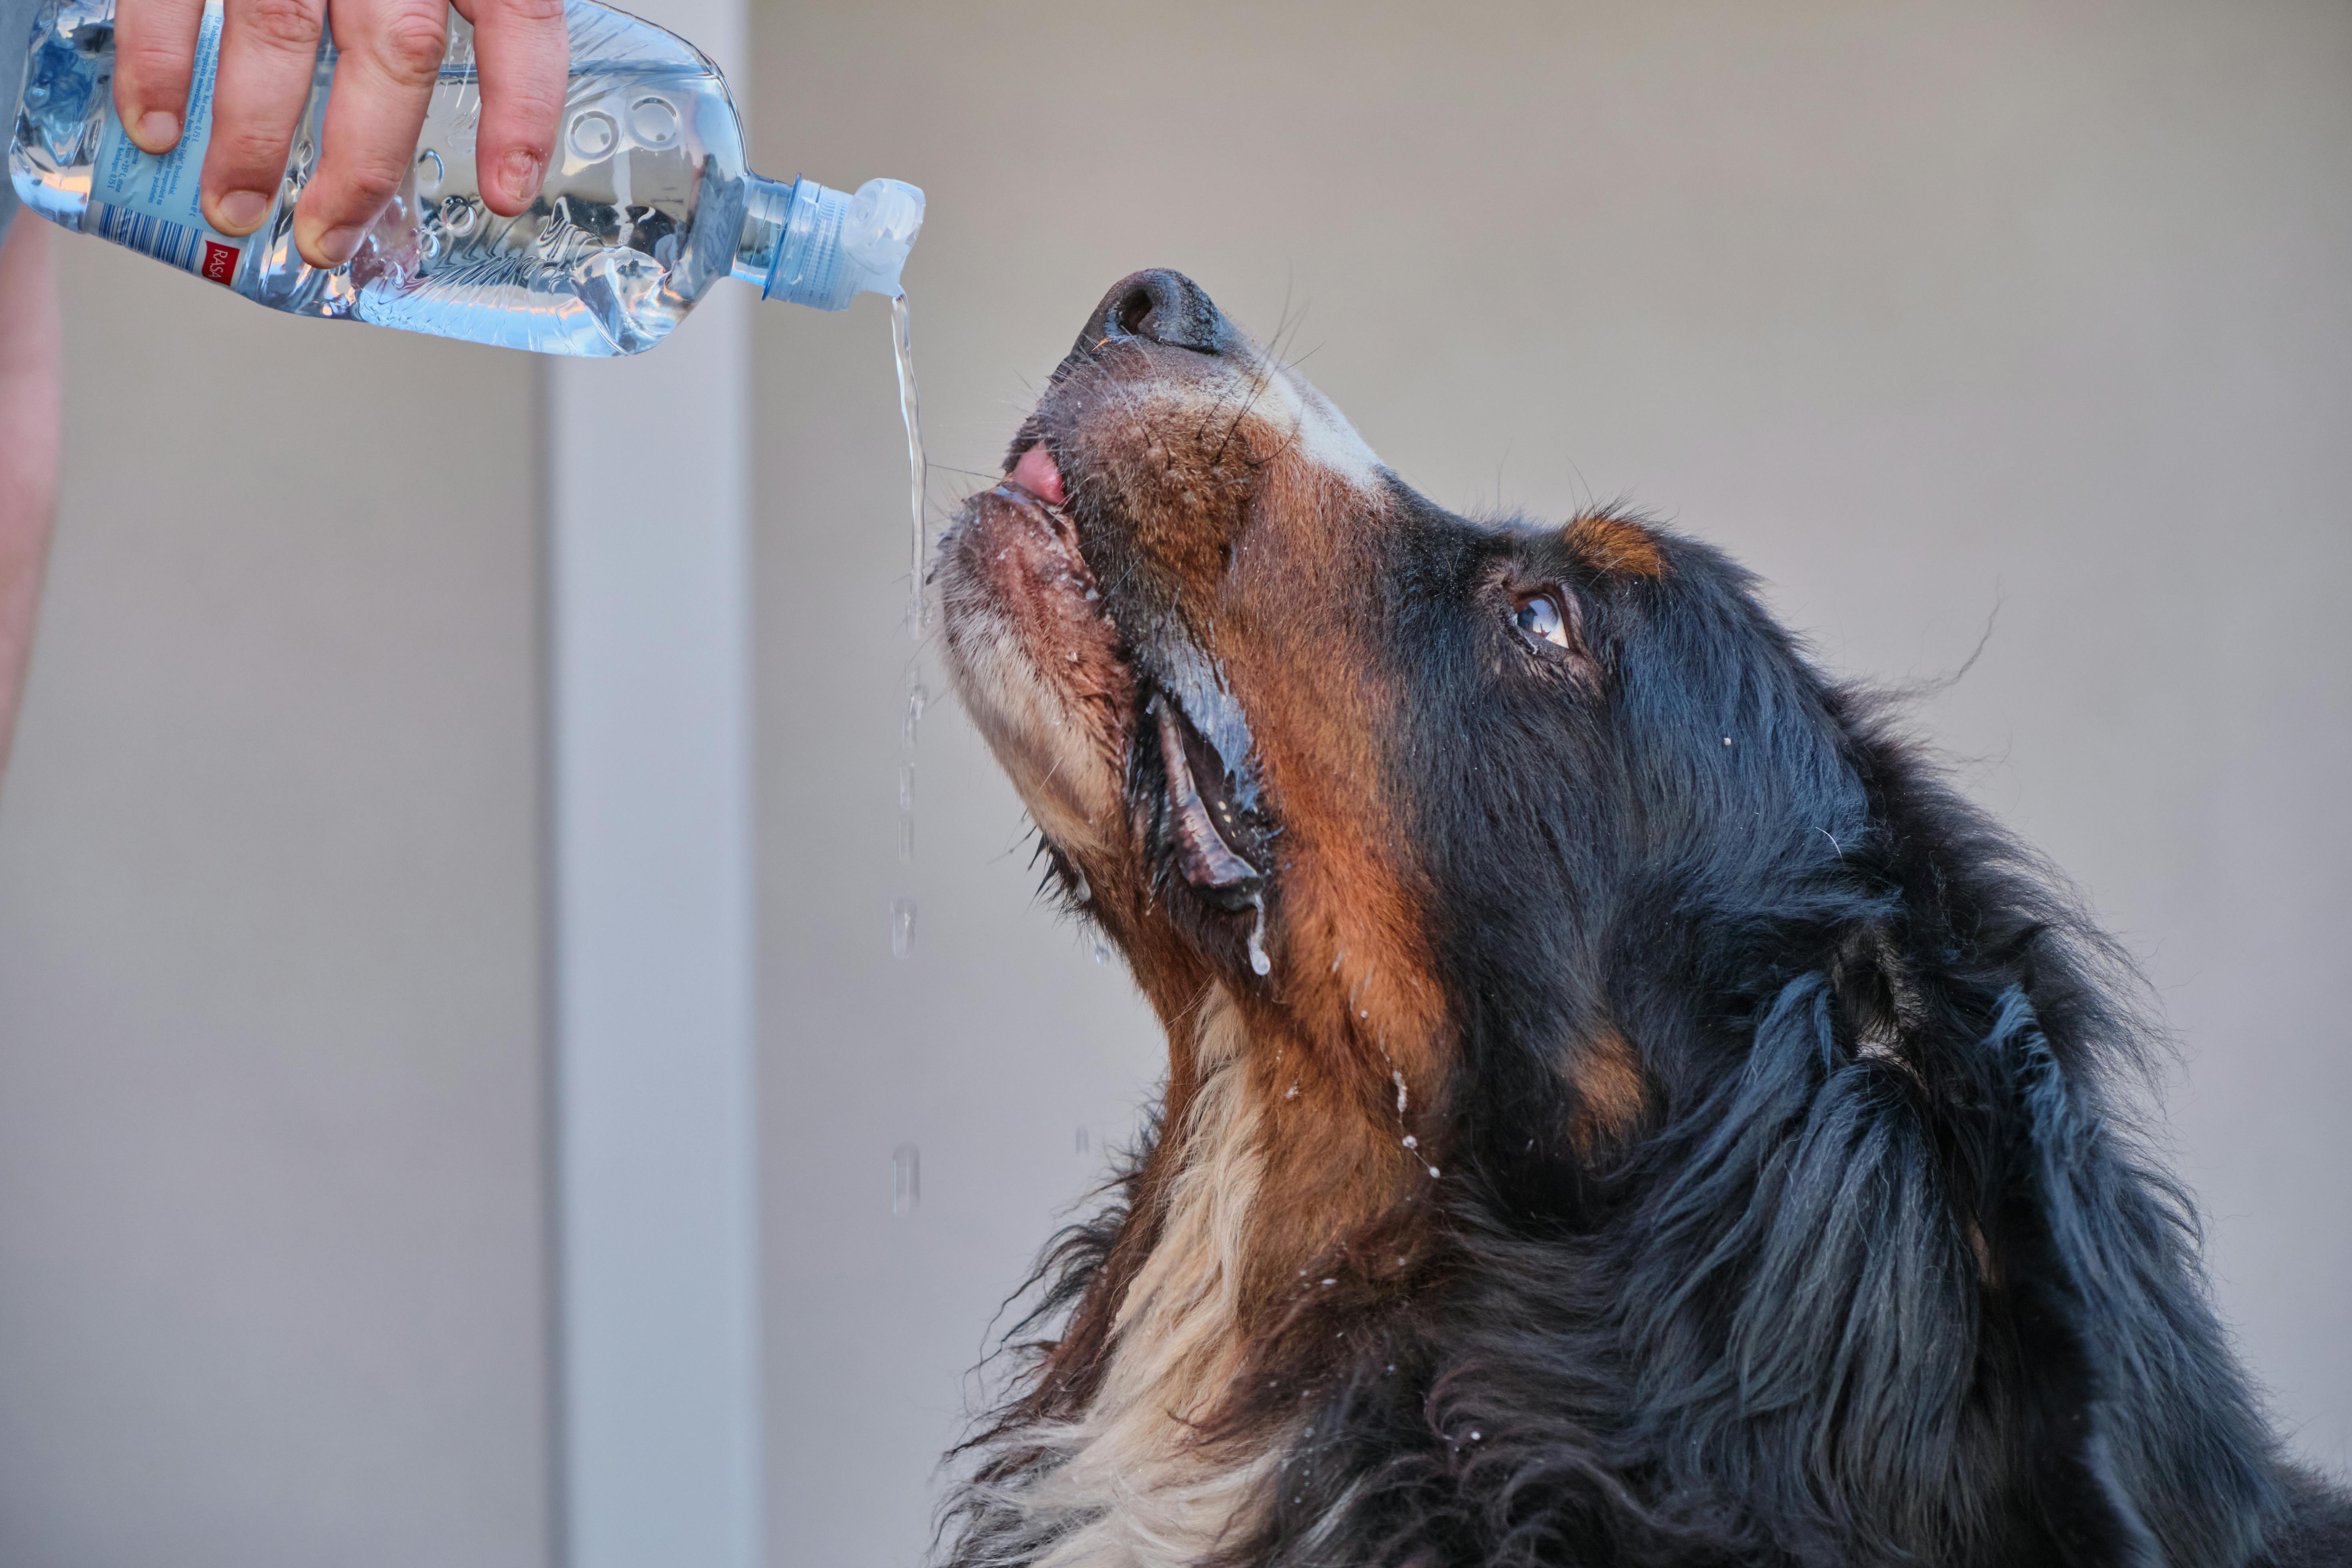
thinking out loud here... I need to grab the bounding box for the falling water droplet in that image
[897,813,914,862]
[1093,940,1111,965]
[898,761,916,813]
[891,295,928,641]
[1072,871,1091,904]
[891,897,917,959]
[1075,1125,1091,1154]
[903,677,928,747]
[891,1143,920,1217]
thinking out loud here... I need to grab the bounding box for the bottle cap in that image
[766,178,926,309]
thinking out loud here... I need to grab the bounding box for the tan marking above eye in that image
[1567,514,1666,579]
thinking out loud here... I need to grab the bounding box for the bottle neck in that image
[730,174,799,294]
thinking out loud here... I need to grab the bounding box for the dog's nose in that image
[1079,269,1232,356]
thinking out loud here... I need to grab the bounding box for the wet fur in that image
[938,275,2352,1568]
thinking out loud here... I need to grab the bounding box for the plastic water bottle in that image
[7,0,922,355]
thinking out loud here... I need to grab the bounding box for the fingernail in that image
[312,224,364,265]
[501,148,545,205]
[133,110,180,151]
[212,190,271,234]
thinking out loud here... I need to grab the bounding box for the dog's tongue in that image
[1008,443,1066,507]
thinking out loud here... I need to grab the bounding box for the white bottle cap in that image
[766,178,926,309]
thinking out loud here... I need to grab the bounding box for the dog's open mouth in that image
[1147,691,1264,901]
[952,441,1275,971]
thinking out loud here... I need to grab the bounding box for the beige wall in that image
[0,2,2342,1565]
[0,244,550,1564]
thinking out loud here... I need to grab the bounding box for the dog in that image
[934,269,2351,1568]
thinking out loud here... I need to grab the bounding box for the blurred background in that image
[0,0,2346,1563]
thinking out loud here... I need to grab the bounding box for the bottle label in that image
[88,0,245,285]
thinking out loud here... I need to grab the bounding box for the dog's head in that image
[940,269,1841,1163]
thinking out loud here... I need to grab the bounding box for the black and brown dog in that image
[935,270,2350,1568]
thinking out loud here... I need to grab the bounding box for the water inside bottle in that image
[358,47,738,353]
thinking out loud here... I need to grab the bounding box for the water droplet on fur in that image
[1723,736,1734,747]
[1402,1135,1418,1149]
[891,898,917,958]
[1393,1070,1408,1113]
[1073,872,1090,903]
[1427,1165,1442,1178]
[1246,893,1271,976]
[891,1143,920,1217]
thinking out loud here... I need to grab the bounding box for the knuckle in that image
[301,139,403,213]
[372,9,449,87]
[113,37,190,85]
[333,150,410,210]
[489,82,564,145]
[235,0,322,54]
[211,124,293,173]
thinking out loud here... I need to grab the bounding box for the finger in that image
[110,0,209,154]
[291,0,447,265]
[200,0,328,237]
[457,0,566,217]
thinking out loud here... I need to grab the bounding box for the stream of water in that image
[890,294,928,958]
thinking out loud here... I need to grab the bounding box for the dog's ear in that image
[1623,951,2283,1567]
[1973,984,2281,1568]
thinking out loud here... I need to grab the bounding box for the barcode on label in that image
[93,202,202,269]
[90,203,241,285]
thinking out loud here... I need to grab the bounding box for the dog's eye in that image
[1513,593,1570,650]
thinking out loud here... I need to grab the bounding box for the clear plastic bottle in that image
[7,0,922,355]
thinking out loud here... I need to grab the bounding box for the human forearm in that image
[0,218,60,783]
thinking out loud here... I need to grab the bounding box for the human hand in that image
[109,0,569,270]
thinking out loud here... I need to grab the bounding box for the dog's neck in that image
[1159,984,1436,1307]
[985,987,1430,1566]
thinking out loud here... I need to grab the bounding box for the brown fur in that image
[1567,513,1666,579]
[1565,1029,1650,1156]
